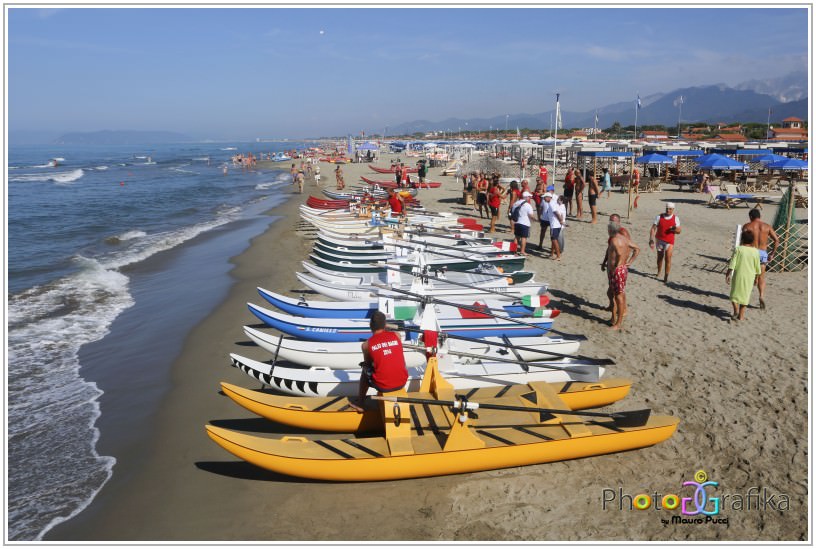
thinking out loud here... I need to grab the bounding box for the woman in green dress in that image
[726,229,762,321]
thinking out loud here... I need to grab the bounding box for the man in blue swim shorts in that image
[742,208,780,310]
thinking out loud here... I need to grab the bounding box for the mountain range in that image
[52,130,193,146]
[384,71,808,136]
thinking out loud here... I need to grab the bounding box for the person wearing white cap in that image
[649,202,681,282]
[510,190,537,256]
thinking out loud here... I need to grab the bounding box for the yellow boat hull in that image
[220,378,633,433]
[205,416,679,482]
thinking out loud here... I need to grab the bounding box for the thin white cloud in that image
[584,45,627,62]
[9,35,139,55]
[36,8,63,19]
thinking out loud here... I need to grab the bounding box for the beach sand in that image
[48,153,808,541]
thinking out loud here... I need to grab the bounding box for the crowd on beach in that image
[460,163,778,330]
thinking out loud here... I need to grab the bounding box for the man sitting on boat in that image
[349,311,409,413]
[387,187,405,217]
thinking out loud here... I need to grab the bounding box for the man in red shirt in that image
[349,311,408,412]
[539,164,548,187]
[387,188,405,217]
[649,203,681,282]
[487,180,504,233]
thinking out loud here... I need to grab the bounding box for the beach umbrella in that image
[423,143,438,149]
[693,152,724,165]
[766,158,808,171]
[756,153,789,164]
[357,142,378,151]
[635,153,675,165]
[696,154,748,171]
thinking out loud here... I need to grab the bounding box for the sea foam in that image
[9,168,85,184]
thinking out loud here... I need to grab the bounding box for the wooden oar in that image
[401,342,601,378]
[372,395,652,428]
[394,235,502,255]
[376,264,533,297]
[436,332,604,363]
[375,284,550,333]
[370,239,513,261]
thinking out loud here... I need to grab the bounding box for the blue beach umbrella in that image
[694,152,724,165]
[756,153,789,164]
[766,158,808,171]
[635,153,675,164]
[358,142,378,151]
[696,154,748,171]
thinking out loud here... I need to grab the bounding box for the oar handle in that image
[381,284,550,332]
[400,343,600,374]
[372,395,651,425]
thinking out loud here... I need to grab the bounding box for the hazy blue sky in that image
[8,6,808,139]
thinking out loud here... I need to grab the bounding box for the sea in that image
[7,141,307,540]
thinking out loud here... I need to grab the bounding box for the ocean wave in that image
[7,205,249,539]
[221,147,237,151]
[9,168,85,184]
[95,166,109,171]
[104,229,147,245]
[7,259,129,540]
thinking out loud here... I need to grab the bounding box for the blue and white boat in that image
[256,287,555,320]
[246,302,554,343]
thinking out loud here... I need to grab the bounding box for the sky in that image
[7,5,810,140]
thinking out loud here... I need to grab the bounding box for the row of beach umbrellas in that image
[635,152,808,171]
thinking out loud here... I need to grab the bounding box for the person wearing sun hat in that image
[649,202,681,282]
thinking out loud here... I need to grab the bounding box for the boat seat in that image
[381,387,414,456]
[528,381,592,438]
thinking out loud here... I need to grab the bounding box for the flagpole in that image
[767,107,772,142]
[634,93,639,140]
[677,97,683,138]
[553,93,560,191]
[593,109,597,139]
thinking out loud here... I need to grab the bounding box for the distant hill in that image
[383,80,808,135]
[53,130,193,145]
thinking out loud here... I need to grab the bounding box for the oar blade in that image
[562,364,601,381]
[611,409,652,428]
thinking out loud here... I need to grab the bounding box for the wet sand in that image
[49,153,808,541]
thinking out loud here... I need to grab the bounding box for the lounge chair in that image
[708,184,752,209]
[707,185,730,208]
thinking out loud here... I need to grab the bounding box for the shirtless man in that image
[742,208,780,309]
[587,172,601,224]
[602,214,640,330]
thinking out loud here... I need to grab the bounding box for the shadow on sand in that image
[547,287,609,325]
[656,294,731,321]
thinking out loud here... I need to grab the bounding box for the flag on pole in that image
[673,95,684,107]
[637,94,642,109]
[594,111,599,126]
